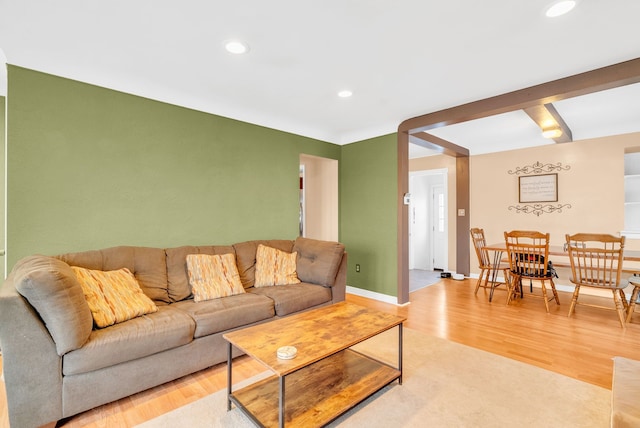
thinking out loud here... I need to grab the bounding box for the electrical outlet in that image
[355,264,360,272]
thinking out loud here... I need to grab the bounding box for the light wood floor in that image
[3,278,640,427]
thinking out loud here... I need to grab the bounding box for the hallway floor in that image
[409,269,442,292]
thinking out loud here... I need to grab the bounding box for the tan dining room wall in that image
[470,132,640,285]
[409,132,640,286]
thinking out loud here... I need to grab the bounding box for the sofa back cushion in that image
[293,237,345,287]
[233,240,294,288]
[12,255,93,355]
[57,246,169,303]
[165,245,235,302]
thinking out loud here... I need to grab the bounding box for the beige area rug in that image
[136,328,610,427]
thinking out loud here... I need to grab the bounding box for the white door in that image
[431,184,447,270]
[409,175,429,269]
[409,169,448,271]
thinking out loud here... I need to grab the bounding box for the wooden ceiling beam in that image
[399,57,640,134]
[523,102,573,143]
[409,132,470,157]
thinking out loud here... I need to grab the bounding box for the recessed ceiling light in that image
[224,40,249,54]
[545,0,577,18]
[338,90,353,98]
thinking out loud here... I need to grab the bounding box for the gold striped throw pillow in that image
[72,267,158,328]
[186,253,245,302]
[254,244,300,287]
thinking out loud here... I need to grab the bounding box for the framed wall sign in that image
[519,173,558,203]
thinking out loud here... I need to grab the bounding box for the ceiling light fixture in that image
[545,0,577,18]
[338,90,353,98]
[542,127,563,139]
[224,40,249,54]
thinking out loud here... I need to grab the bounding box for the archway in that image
[396,57,640,305]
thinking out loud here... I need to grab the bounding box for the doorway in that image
[409,168,448,292]
[299,154,339,242]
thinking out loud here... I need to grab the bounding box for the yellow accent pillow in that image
[72,267,158,328]
[254,244,301,287]
[186,253,245,302]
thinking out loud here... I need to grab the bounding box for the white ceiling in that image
[1,1,639,156]
[410,82,640,158]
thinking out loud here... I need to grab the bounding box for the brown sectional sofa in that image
[0,237,346,428]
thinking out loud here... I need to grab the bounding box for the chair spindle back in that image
[504,230,550,278]
[565,233,625,288]
[470,228,491,269]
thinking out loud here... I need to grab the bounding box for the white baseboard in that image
[346,285,409,306]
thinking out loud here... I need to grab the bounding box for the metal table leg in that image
[398,323,404,385]
[489,250,503,302]
[227,342,233,411]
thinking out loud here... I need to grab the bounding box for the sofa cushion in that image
[234,240,294,288]
[172,293,275,338]
[293,237,345,287]
[72,267,158,328]
[186,253,245,302]
[165,245,235,302]
[254,245,300,287]
[12,255,93,355]
[62,305,195,375]
[57,246,170,304]
[249,282,332,316]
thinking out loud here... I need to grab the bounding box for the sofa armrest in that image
[611,356,640,428]
[0,280,63,428]
[331,252,347,303]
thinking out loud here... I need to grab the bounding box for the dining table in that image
[481,243,640,302]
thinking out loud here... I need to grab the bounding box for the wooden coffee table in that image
[223,301,406,427]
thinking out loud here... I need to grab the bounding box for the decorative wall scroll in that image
[507,161,572,216]
[508,161,571,175]
[508,203,572,217]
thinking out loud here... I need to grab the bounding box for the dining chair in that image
[566,233,628,328]
[504,230,560,312]
[626,274,640,323]
[470,228,510,297]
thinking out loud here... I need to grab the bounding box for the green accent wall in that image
[340,134,397,297]
[6,66,340,268]
[1,95,5,279]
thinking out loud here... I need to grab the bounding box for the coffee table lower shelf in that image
[229,348,401,427]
